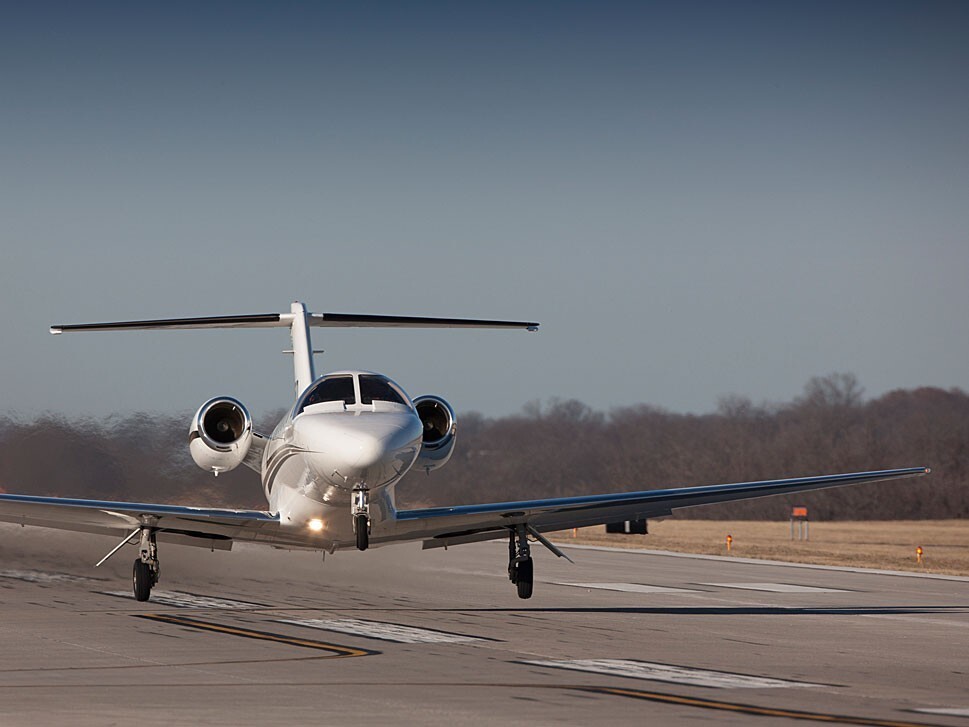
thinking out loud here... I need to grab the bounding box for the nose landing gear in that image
[352,486,370,551]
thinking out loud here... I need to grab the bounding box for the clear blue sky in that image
[2,1,967,419]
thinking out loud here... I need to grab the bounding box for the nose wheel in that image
[352,486,370,551]
[354,513,370,550]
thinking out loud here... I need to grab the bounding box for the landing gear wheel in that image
[133,559,153,602]
[515,558,533,599]
[508,525,534,599]
[355,513,370,551]
[352,486,371,551]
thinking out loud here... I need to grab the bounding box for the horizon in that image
[2,372,963,425]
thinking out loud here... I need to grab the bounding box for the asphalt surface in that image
[1,523,967,726]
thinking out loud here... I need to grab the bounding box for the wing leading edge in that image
[0,493,315,550]
[396,467,930,547]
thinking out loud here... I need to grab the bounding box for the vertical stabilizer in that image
[289,301,316,397]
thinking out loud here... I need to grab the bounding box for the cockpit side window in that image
[359,375,408,406]
[300,375,356,412]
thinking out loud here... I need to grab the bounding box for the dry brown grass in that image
[550,520,969,576]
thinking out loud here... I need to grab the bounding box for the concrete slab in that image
[1,523,967,726]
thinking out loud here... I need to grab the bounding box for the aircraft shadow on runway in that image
[421,606,969,616]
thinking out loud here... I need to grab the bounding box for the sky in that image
[1,1,967,420]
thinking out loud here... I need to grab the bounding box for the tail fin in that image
[52,301,539,397]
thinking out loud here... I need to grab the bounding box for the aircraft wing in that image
[0,494,318,551]
[396,467,930,549]
[0,467,930,555]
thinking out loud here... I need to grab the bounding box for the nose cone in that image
[294,412,422,488]
[352,431,392,470]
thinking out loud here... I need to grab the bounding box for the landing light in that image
[308,519,324,532]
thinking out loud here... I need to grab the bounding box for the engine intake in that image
[413,395,456,472]
[189,396,253,474]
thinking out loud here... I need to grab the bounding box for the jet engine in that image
[413,395,457,472]
[189,396,253,475]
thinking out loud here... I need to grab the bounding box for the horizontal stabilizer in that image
[309,313,538,330]
[51,314,285,334]
[52,308,538,334]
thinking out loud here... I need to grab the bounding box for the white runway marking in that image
[555,582,697,594]
[278,617,484,644]
[864,614,969,629]
[551,542,969,582]
[102,590,268,610]
[913,707,969,716]
[704,582,847,593]
[520,659,825,689]
[0,569,91,584]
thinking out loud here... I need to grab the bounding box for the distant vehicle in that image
[0,302,928,601]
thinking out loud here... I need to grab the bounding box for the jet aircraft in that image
[0,302,928,600]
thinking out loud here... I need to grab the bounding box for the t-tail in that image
[51,301,540,398]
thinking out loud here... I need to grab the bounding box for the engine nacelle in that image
[189,396,253,475]
[413,395,457,473]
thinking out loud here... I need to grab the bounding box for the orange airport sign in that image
[791,507,808,518]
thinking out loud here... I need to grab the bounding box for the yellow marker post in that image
[726,534,733,553]
[916,546,923,565]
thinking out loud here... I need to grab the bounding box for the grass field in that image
[551,520,969,576]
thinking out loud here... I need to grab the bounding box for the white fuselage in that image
[261,370,424,547]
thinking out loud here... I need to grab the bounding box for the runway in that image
[1,523,967,726]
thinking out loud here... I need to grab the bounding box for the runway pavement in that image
[1,522,967,726]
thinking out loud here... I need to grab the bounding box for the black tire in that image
[355,514,369,551]
[515,558,533,599]
[132,559,152,602]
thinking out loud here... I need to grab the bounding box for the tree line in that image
[1,374,965,520]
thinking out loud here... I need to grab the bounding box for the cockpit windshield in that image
[359,375,409,406]
[295,373,412,416]
[301,375,355,409]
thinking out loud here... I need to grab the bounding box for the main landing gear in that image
[132,528,160,602]
[352,485,370,551]
[508,525,533,599]
[505,524,575,599]
[96,524,162,602]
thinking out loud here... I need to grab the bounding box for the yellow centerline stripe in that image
[135,614,376,657]
[585,687,939,727]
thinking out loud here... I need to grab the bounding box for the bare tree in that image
[2,376,965,520]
